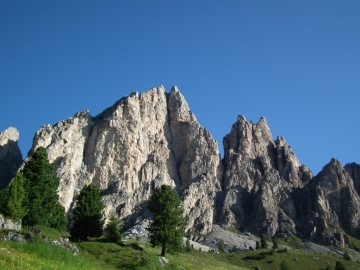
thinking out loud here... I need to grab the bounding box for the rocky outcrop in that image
[345,162,360,196]
[0,127,22,189]
[29,86,222,234]
[0,214,21,231]
[302,159,360,246]
[220,115,312,237]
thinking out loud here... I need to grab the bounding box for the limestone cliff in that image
[220,115,312,237]
[3,85,359,246]
[302,159,360,246]
[29,86,222,234]
[0,127,22,189]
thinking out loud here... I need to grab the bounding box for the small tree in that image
[260,234,268,249]
[218,240,225,253]
[71,183,104,241]
[343,250,351,261]
[256,241,260,249]
[148,185,186,257]
[21,147,66,230]
[2,172,27,222]
[105,213,122,243]
[185,238,192,252]
[272,236,279,249]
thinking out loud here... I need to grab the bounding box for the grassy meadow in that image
[1,226,360,269]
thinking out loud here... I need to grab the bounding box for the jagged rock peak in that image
[221,115,312,237]
[29,85,222,235]
[0,127,23,190]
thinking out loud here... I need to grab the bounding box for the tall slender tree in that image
[2,172,26,222]
[148,185,186,256]
[22,147,66,230]
[71,183,104,241]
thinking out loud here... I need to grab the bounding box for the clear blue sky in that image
[1,1,359,174]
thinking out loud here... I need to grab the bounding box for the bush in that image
[256,241,260,249]
[343,250,351,261]
[335,261,347,270]
[280,260,290,270]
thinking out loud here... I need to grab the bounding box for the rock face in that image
[302,159,360,246]
[220,115,312,237]
[8,85,359,246]
[0,127,22,190]
[29,86,222,234]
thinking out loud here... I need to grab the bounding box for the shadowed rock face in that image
[29,86,222,234]
[220,115,312,237]
[5,85,359,246]
[0,127,22,190]
[302,159,360,246]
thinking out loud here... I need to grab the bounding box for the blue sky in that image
[0,1,359,174]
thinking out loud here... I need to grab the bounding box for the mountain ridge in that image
[1,85,359,247]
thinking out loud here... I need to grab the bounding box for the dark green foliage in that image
[326,266,333,270]
[105,213,122,243]
[185,238,192,252]
[280,260,290,270]
[260,234,268,249]
[21,147,66,230]
[243,250,273,261]
[147,185,186,257]
[335,261,347,270]
[71,183,104,241]
[343,250,351,261]
[272,236,278,249]
[218,240,225,253]
[277,247,288,253]
[256,241,260,250]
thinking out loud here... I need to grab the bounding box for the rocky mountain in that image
[1,85,359,247]
[0,127,22,189]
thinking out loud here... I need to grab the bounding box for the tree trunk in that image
[161,244,166,256]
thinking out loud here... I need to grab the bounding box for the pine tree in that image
[260,234,268,249]
[272,236,279,249]
[21,147,66,230]
[71,183,104,241]
[105,213,122,243]
[148,185,186,257]
[218,240,225,253]
[185,238,192,252]
[3,172,26,222]
[256,241,261,250]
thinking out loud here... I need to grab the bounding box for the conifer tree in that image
[148,185,186,257]
[185,238,191,252]
[260,234,268,249]
[272,236,279,249]
[218,240,225,253]
[105,213,122,243]
[71,183,104,241]
[2,172,26,222]
[256,241,261,250]
[21,147,66,230]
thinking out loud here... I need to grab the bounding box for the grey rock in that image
[0,214,21,231]
[0,127,22,190]
[29,86,222,235]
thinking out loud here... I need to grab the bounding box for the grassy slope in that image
[2,238,360,270]
[1,225,360,270]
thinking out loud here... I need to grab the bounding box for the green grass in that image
[0,239,97,270]
[2,227,360,270]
